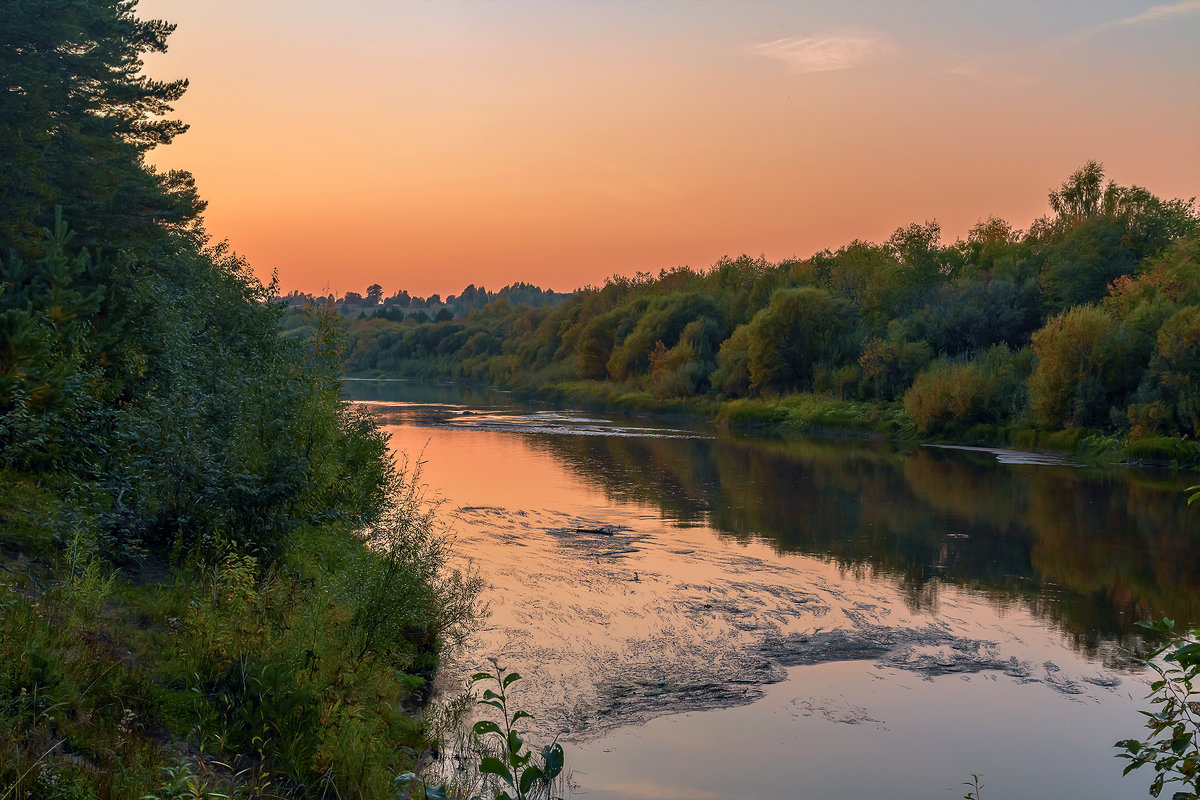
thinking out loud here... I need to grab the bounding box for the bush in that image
[605,293,723,381]
[746,287,858,394]
[711,324,753,398]
[903,361,991,434]
[1028,305,1145,429]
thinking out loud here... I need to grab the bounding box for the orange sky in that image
[140,0,1200,298]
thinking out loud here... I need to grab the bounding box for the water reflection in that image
[523,430,1200,658]
[344,380,1200,660]
[344,380,1193,799]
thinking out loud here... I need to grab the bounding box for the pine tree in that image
[0,0,204,255]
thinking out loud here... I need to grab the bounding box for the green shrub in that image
[903,361,991,434]
[1028,305,1145,429]
[746,287,858,394]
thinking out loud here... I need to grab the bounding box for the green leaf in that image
[478,699,505,712]
[543,743,565,779]
[502,672,523,689]
[483,688,503,701]
[507,729,525,756]
[473,720,503,737]
[479,757,514,787]
[519,764,545,794]
[1171,643,1200,668]
[471,672,493,682]
[512,710,535,723]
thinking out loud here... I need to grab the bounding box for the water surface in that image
[346,379,1199,800]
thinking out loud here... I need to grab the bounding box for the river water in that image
[345,379,1200,800]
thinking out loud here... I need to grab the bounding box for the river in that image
[345,378,1200,800]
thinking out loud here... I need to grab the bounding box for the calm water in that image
[345,379,1200,800]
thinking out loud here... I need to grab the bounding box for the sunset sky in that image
[140,0,1200,298]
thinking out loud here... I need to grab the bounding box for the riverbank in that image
[348,372,1200,471]
[0,470,447,798]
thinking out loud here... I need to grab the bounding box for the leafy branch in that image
[471,659,565,800]
[1116,617,1200,798]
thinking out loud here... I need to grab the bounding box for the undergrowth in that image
[0,466,479,800]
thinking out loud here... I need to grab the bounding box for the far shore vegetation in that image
[318,162,1200,469]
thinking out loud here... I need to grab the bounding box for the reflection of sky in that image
[356,399,708,438]
[138,0,1200,297]
[364,391,1148,800]
[571,661,1138,800]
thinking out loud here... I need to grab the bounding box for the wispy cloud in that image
[752,32,890,74]
[1108,0,1200,28]
[949,1,1200,84]
[946,55,1038,87]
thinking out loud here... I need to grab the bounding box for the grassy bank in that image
[0,468,472,799]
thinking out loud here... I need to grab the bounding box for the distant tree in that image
[746,287,858,393]
[575,311,622,379]
[342,291,365,306]
[606,293,724,381]
[365,283,383,305]
[888,220,952,292]
[385,289,411,308]
[824,241,905,333]
[1039,216,1137,310]
[455,283,490,311]
[433,308,453,322]
[648,317,723,398]
[712,324,753,397]
[282,289,317,307]
[858,337,932,400]
[1028,306,1144,428]
[892,276,1044,356]
[1037,163,1198,313]
[1049,160,1106,224]
[1149,305,1200,436]
[371,306,407,322]
[968,216,1020,247]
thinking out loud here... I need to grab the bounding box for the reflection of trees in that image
[1026,475,1200,646]
[527,430,1200,655]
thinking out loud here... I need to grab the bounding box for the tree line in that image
[1,1,471,795]
[283,280,568,319]
[338,162,1200,455]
